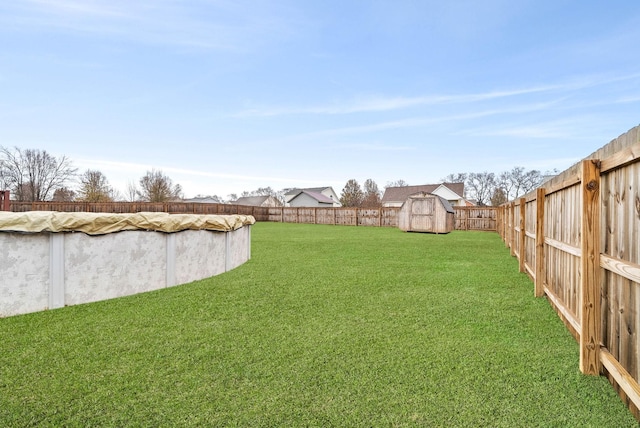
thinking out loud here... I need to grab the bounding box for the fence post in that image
[580,159,602,376]
[503,206,507,243]
[535,188,546,297]
[519,198,526,273]
[503,206,508,244]
[0,190,9,211]
[503,206,507,239]
[505,203,513,251]
[509,203,516,256]
[506,204,512,250]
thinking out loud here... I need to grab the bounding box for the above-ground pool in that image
[0,211,254,317]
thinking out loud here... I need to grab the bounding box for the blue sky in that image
[1,1,639,199]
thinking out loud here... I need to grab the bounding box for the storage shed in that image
[398,192,455,234]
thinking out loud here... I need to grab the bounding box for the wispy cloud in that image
[233,86,562,117]
[456,116,593,140]
[462,125,573,139]
[233,72,640,117]
[615,95,640,104]
[3,0,301,52]
[334,143,415,152]
[287,101,560,140]
[26,0,125,17]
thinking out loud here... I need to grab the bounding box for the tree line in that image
[0,147,182,203]
[1,146,552,206]
[337,169,551,208]
[441,168,553,206]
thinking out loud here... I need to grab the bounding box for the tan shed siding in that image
[398,194,454,233]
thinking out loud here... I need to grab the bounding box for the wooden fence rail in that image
[498,124,640,419]
[5,202,497,231]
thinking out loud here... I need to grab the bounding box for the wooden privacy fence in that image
[7,202,497,231]
[455,206,496,231]
[498,124,640,418]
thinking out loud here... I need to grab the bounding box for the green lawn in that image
[0,223,636,426]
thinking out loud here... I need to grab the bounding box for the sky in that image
[1,1,639,200]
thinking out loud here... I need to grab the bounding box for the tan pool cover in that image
[0,211,255,235]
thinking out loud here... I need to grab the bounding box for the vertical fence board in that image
[535,188,546,297]
[519,198,526,273]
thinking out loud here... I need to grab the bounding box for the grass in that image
[0,222,637,427]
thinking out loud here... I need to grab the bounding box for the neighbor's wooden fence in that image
[455,206,496,231]
[7,201,497,231]
[498,124,640,418]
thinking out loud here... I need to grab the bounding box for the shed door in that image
[410,198,434,231]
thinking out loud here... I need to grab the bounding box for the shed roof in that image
[438,196,455,214]
[407,192,455,214]
[381,182,464,203]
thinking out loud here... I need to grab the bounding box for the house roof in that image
[234,196,271,206]
[289,190,335,204]
[284,187,331,196]
[381,182,464,203]
[184,197,221,203]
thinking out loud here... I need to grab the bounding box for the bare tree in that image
[193,194,225,203]
[466,172,496,206]
[52,187,76,202]
[490,187,508,206]
[362,178,382,207]
[497,167,543,200]
[441,173,468,183]
[137,169,183,202]
[77,169,115,202]
[443,173,469,199]
[340,179,364,207]
[125,180,139,202]
[385,179,409,188]
[0,146,77,201]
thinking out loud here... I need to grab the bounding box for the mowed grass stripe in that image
[0,222,635,426]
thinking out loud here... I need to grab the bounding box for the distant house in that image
[284,187,341,207]
[381,183,466,208]
[184,196,223,204]
[234,195,282,207]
